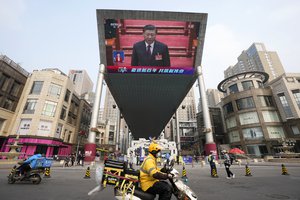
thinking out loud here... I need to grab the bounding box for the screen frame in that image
[96,9,208,68]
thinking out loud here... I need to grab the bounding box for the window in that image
[110,125,115,131]
[262,111,280,122]
[0,118,5,131]
[292,89,300,109]
[48,83,62,98]
[108,132,114,142]
[30,81,43,95]
[0,74,10,91]
[9,81,21,96]
[225,116,237,129]
[3,98,13,110]
[239,112,259,125]
[241,80,254,90]
[229,131,240,142]
[286,77,294,82]
[229,84,238,94]
[291,126,300,135]
[60,106,67,120]
[64,89,71,102]
[223,102,234,115]
[267,126,285,138]
[42,101,57,117]
[23,99,38,114]
[236,97,255,110]
[278,93,293,118]
[246,145,268,156]
[257,81,263,88]
[258,96,274,107]
[55,123,63,138]
[242,127,264,140]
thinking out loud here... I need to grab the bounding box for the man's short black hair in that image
[143,24,156,32]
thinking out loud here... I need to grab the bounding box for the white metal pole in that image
[196,66,214,143]
[115,109,120,151]
[175,110,181,152]
[88,64,105,143]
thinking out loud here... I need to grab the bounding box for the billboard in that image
[96,10,208,139]
[97,10,208,70]
[104,19,200,70]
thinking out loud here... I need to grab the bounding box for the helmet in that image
[148,142,162,154]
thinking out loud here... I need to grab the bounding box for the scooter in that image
[7,164,44,184]
[89,160,197,200]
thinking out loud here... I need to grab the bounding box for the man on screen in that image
[131,24,170,67]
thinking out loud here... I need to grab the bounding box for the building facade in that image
[196,107,226,155]
[218,71,286,156]
[224,43,285,82]
[0,55,29,151]
[3,68,84,157]
[68,70,93,96]
[267,73,300,152]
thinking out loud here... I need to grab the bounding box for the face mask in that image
[156,152,161,157]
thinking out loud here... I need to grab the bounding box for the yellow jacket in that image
[139,154,160,191]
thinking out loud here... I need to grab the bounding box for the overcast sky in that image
[1,0,299,108]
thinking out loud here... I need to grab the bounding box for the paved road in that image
[0,164,300,200]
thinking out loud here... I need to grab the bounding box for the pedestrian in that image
[71,154,75,166]
[176,154,180,165]
[194,154,199,163]
[77,152,82,165]
[81,153,85,166]
[136,153,140,166]
[208,151,217,177]
[64,155,70,167]
[222,150,235,179]
[128,151,133,169]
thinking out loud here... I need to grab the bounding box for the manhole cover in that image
[265,194,290,199]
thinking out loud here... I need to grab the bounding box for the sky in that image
[1,0,300,108]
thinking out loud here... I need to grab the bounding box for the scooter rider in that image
[18,151,42,177]
[140,141,173,200]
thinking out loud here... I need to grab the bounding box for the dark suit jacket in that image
[131,41,170,66]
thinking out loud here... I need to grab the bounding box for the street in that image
[0,164,300,200]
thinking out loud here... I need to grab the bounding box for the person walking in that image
[71,154,75,166]
[64,155,70,167]
[128,151,133,169]
[208,151,217,177]
[222,150,235,179]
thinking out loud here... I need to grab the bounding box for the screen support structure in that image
[196,66,217,157]
[84,64,105,162]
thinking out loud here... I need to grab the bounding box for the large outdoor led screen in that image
[104,19,200,69]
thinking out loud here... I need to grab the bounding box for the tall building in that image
[178,88,197,121]
[102,88,118,123]
[0,55,29,151]
[68,70,93,96]
[224,43,285,81]
[206,89,224,107]
[101,88,129,152]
